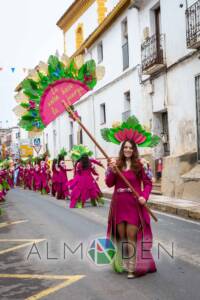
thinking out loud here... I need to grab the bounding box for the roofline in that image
[57,0,96,32]
[71,0,132,57]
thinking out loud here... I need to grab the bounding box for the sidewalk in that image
[102,188,200,221]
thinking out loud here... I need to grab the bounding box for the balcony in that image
[186,0,200,49]
[141,34,166,75]
[122,110,131,122]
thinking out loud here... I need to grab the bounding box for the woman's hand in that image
[138,196,146,205]
[107,158,117,173]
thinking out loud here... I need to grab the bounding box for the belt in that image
[116,188,132,193]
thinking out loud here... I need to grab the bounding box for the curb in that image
[103,192,200,221]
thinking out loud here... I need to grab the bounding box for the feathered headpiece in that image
[101,115,160,147]
[69,144,93,162]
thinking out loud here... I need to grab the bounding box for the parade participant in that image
[33,161,41,192]
[24,163,32,190]
[51,158,59,197]
[0,169,7,202]
[17,162,24,187]
[101,116,160,278]
[69,144,104,208]
[40,160,50,194]
[7,160,14,188]
[56,156,71,200]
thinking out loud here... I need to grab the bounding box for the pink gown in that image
[24,168,33,190]
[52,167,59,197]
[56,166,69,200]
[33,168,41,191]
[40,165,50,194]
[69,159,102,208]
[105,166,156,276]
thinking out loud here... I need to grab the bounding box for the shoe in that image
[127,272,136,279]
[112,251,124,273]
[75,202,82,208]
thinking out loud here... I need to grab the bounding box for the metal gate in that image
[195,75,200,162]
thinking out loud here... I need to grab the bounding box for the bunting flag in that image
[0,67,28,73]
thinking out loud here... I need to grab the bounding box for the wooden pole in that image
[63,101,158,222]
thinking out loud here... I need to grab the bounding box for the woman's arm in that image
[140,167,153,201]
[105,167,117,187]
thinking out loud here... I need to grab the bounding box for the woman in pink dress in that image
[51,159,59,197]
[101,115,160,279]
[24,163,32,190]
[106,140,156,278]
[56,158,71,200]
[40,160,50,194]
[33,162,41,191]
[69,154,104,208]
[17,163,24,187]
[7,166,14,188]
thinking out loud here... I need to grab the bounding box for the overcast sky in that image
[0,0,73,128]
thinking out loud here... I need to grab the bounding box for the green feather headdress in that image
[69,144,93,162]
[101,115,160,147]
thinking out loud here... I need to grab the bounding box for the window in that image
[69,121,74,150]
[100,103,106,124]
[45,133,48,152]
[77,117,83,144]
[53,129,57,157]
[121,18,129,70]
[122,91,131,121]
[97,41,103,63]
[124,91,131,111]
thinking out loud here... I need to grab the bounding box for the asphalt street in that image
[0,188,200,300]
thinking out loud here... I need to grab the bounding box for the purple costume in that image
[105,166,156,276]
[24,167,33,190]
[69,159,102,208]
[40,164,50,194]
[52,166,59,197]
[33,167,41,191]
[57,166,69,200]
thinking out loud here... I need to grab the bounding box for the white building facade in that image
[43,0,200,199]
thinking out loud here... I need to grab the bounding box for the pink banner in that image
[40,79,89,126]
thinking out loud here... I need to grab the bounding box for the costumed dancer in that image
[24,163,33,190]
[7,160,14,189]
[56,156,71,200]
[33,161,41,191]
[17,162,24,187]
[101,116,160,278]
[51,158,59,197]
[0,161,10,201]
[0,169,6,202]
[40,159,50,194]
[69,145,104,208]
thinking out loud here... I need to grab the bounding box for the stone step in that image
[151,189,162,195]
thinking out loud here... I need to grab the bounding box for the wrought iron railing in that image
[186,0,200,48]
[122,110,131,121]
[141,34,165,72]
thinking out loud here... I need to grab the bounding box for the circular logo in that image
[87,237,116,266]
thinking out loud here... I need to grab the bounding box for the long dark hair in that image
[52,159,57,171]
[79,154,90,170]
[117,140,142,178]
